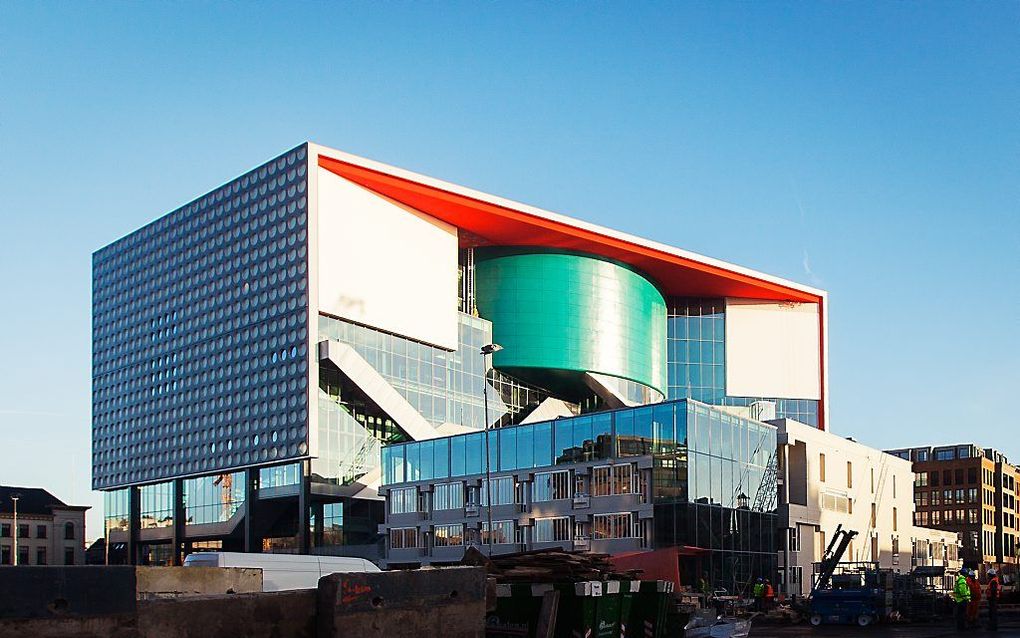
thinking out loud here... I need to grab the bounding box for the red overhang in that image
[318,154,820,304]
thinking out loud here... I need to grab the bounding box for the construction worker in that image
[967,568,982,627]
[987,567,1001,631]
[753,577,764,612]
[953,568,971,631]
[763,578,775,612]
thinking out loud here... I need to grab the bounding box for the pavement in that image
[750,622,1020,638]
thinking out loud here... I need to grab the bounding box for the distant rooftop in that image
[0,486,89,516]
[884,443,1013,466]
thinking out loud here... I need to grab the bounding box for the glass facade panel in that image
[260,463,301,489]
[139,482,173,529]
[183,472,245,524]
[319,313,553,433]
[666,298,818,427]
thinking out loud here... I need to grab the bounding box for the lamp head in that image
[480,343,503,355]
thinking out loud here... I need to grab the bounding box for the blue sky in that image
[1,3,1017,540]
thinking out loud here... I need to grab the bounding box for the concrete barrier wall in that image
[0,566,485,638]
[136,567,263,599]
[139,591,316,638]
[0,566,137,620]
[317,567,485,638]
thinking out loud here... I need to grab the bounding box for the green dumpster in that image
[487,582,555,637]
[626,580,673,638]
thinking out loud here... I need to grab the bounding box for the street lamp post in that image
[480,343,503,556]
[11,495,19,566]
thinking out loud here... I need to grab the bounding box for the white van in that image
[183,551,381,592]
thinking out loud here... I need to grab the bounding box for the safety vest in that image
[753,583,763,597]
[988,576,1000,600]
[954,575,972,603]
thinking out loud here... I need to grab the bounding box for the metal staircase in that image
[861,454,890,563]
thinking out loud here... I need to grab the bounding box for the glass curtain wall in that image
[139,482,174,529]
[183,472,245,524]
[319,313,552,430]
[667,298,818,427]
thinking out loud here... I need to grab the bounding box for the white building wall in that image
[776,418,915,597]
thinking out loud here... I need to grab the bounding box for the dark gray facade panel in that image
[92,145,310,489]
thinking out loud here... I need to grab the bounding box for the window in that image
[481,476,516,506]
[18,524,28,538]
[817,531,826,562]
[36,547,46,565]
[847,461,853,489]
[390,487,417,514]
[592,513,634,539]
[482,520,515,545]
[390,527,418,549]
[591,464,634,497]
[819,453,826,482]
[871,534,879,562]
[871,468,875,493]
[64,547,75,565]
[533,471,571,502]
[931,471,939,487]
[20,546,30,566]
[534,517,571,542]
[434,482,464,511]
[955,469,964,485]
[967,488,978,503]
[64,522,75,540]
[915,473,928,487]
[893,507,898,532]
[0,524,8,538]
[821,491,850,513]
[892,475,897,498]
[968,467,978,484]
[916,450,929,462]
[0,546,8,565]
[433,524,464,547]
[871,503,877,528]
[892,536,899,556]
[788,527,801,552]
[968,509,979,524]
[36,525,47,539]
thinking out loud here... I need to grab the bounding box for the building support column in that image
[171,478,186,566]
[298,460,311,554]
[127,486,140,566]
[313,502,325,549]
[244,468,260,553]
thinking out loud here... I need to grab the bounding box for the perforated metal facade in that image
[92,145,311,489]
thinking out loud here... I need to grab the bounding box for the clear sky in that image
[1,3,1017,541]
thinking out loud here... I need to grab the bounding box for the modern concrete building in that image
[886,444,1019,575]
[93,142,827,566]
[775,421,961,597]
[0,486,89,566]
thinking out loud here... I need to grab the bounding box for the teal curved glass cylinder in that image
[474,249,667,399]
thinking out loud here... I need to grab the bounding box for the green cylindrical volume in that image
[474,249,667,398]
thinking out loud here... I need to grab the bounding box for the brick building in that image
[886,444,1019,573]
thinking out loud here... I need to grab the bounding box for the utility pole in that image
[480,343,503,556]
[11,495,19,566]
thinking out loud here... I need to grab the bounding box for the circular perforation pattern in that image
[92,145,310,489]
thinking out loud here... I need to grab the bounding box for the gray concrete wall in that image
[318,567,485,638]
[136,567,263,598]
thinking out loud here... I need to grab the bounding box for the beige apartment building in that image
[774,419,960,597]
[0,486,89,566]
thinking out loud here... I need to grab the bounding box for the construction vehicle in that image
[807,524,893,627]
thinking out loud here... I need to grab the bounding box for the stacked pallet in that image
[462,547,642,583]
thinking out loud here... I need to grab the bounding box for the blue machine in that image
[808,525,889,627]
